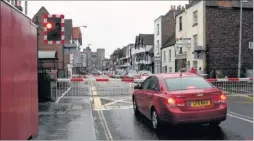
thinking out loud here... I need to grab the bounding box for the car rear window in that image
[164,77,213,91]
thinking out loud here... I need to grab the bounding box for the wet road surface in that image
[34,82,96,140]
[92,80,253,140]
[34,79,253,140]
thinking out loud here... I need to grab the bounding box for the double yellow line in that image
[91,83,113,140]
[92,85,103,109]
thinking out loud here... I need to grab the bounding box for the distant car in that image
[132,72,227,131]
[92,70,102,76]
[122,69,138,78]
[137,70,152,80]
[114,70,125,78]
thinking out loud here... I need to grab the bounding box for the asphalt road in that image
[34,79,253,140]
[92,81,253,140]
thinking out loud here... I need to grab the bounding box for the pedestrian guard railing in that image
[50,77,253,100]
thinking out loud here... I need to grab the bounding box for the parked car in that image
[107,71,115,78]
[122,69,138,78]
[92,70,102,76]
[137,70,153,80]
[132,72,227,131]
[114,70,125,78]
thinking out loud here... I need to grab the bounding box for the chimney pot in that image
[174,5,175,10]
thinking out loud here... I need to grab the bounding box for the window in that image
[179,16,182,31]
[169,67,172,72]
[169,49,171,62]
[164,77,213,91]
[157,40,160,55]
[193,10,198,25]
[193,34,198,48]
[193,60,198,69]
[163,50,166,62]
[157,24,159,35]
[141,77,151,89]
[147,77,159,91]
[164,66,167,73]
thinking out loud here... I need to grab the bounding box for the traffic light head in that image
[43,14,65,44]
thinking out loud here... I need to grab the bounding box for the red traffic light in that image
[46,23,52,29]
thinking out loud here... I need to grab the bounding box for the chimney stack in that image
[174,5,176,10]
[171,5,173,10]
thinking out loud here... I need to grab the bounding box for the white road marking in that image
[93,105,133,111]
[97,110,110,140]
[227,113,253,123]
[102,98,132,106]
[55,87,71,103]
[98,110,113,140]
[228,111,253,120]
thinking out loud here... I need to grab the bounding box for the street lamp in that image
[238,0,248,78]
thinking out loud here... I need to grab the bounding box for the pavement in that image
[34,78,253,140]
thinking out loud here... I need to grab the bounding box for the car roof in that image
[155,72,198,79]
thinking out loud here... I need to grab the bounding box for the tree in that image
[111,48,124,60]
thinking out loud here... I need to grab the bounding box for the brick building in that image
[175,0,253,77]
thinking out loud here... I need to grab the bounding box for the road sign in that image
[176,37,191,48]
[249,42,253,49]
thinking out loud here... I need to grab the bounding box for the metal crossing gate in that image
[51,77,253,101]
[51,78,137,100]
[206,78,253,96]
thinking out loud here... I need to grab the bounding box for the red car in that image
[132,72,227,131]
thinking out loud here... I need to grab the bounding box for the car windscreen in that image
[164,77,213,91]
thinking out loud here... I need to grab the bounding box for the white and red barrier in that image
[206,78,253,82]
[56,77,144,83]
[52,77,253,98]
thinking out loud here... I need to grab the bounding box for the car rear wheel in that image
[151,109,161,131]
[133,97,141,116]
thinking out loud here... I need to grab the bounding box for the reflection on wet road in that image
[93,108,253,140]
[92,80,253,140]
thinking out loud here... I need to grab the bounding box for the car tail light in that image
[167,97,185,108]
[214,93,227,104]
[168,98,175,104]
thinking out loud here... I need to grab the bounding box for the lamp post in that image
[237,0,248,78]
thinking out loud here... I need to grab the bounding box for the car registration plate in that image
[190,100,211,107]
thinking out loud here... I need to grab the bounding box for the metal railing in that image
[50,77,253,102]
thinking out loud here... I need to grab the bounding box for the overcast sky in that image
[25,1,188,58]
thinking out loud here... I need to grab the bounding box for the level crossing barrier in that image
[207,78,253,96]
[50,77,253,101]
[50,77,142,100]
